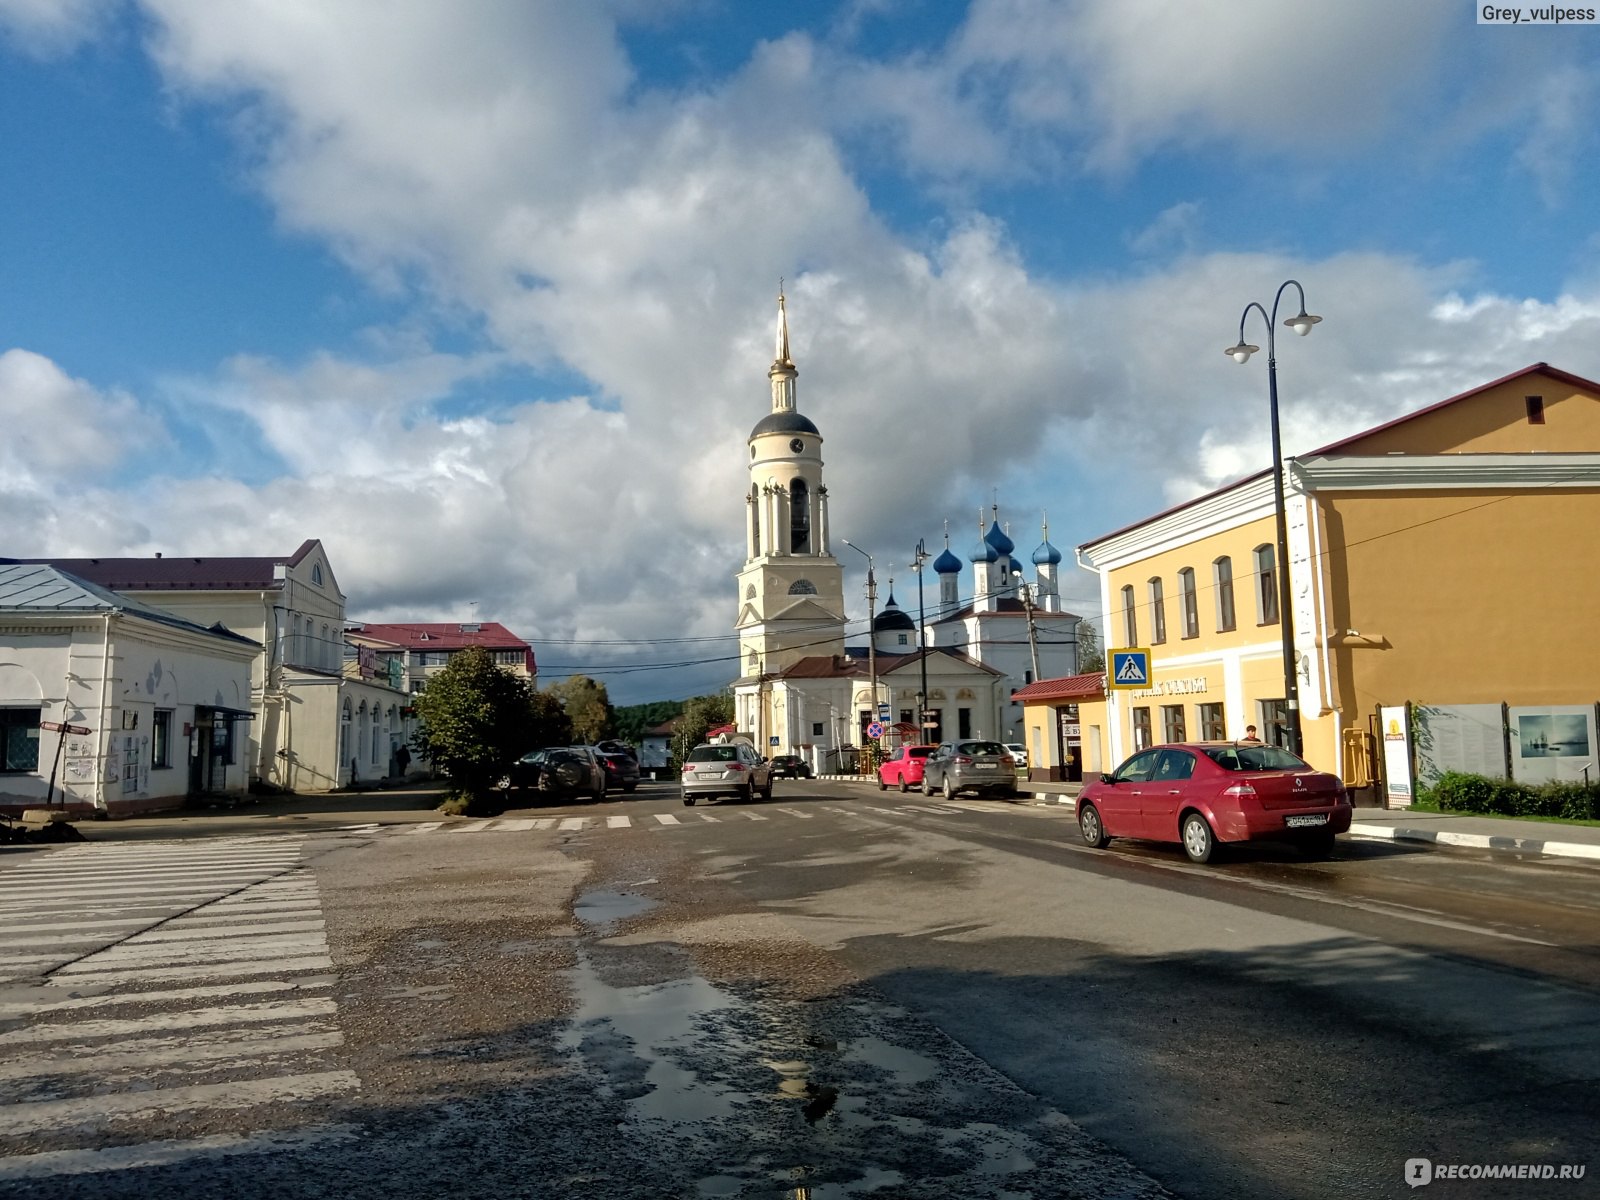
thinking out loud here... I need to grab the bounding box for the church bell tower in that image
[733,291,847,681]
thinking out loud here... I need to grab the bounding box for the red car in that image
[877,745,937,793]
[1076,742,1351,863]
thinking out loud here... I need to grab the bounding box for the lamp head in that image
[1284,311,1321,336]
[1226,341,1259,364]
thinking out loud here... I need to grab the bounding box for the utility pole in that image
[911,539,930,743]
[842,540,877,750]
[1021,583,1042,681]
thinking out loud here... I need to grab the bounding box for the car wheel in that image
[761,779,773,801]
[922,775,935,796]
[897,776,908,794]
[1301,832,1336,859]
[592,784,605,803]
[943,775,956,801]
[1079,802,1109,849]
[743,783,755,804]
[877,773,888,791]
[1182,813,1216,864]
[682,794,695,807]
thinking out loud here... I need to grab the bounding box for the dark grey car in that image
[921,739,1017,799]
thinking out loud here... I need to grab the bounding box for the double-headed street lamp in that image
[1225,279,1321,757]
[910,539,931,739]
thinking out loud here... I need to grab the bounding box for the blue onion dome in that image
[873,593,916,632]
[933,547,963,574]
[1032,539,1063,566]
[970,538,998,563]
[984,520,1015,557]
[1007,556,1023,575]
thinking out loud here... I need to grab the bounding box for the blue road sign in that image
[1109,649,1152,690]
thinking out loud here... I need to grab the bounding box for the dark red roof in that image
[8,539,322,591]
[1011,672,1105,702]
[348,622,530,651]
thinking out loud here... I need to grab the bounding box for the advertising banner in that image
[1508,706,1599,785]
[1412,704,1508,785]
[1380,705,1413,808]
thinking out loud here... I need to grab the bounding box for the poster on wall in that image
[1380,705,1413,807]
[1412,704,1508,785]
[1508,706,1599,785]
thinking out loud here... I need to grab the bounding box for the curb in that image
[1349,821,1600,863]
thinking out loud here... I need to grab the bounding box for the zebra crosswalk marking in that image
[774,808,812,818]
[406,822,444,834]
[558,817,587,831]
[0,835,359,1177]
[653,814,680,826]
[607,815,632,828]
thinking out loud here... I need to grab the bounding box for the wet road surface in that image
[0,779,1595,1198]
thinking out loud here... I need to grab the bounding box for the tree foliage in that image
[1077,618,1104,675]
[546,674,614,743]
[612,699,685,746]
[673,692,736,762]
[412,647,553,801]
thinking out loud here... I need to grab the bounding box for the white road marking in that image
[449,821,494,833]
[498,819,538,831]
[558,817,588,831]
[741,812,769,821]
[37,954,336,987]
[0,1026,345,1082]
[0,976,334,1019]
[774,808,813,818]
[532,818,558,829]
[0,998,338,1046]
[697,813,720,822]
[652,814,680,826]
[406,822,444,834]
[130,919,326,945]
[607,815,632,829]
[0,1070,361,1136]
[0,1123,364,1183]
[61,933,330,969]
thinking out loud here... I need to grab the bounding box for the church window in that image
[788,579,817,595]
[789,478,810,553]
[745,585,756,600]
[897,633,908,645]
[311,563,323,586]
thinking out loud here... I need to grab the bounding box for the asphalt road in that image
[0,779,1595,1198]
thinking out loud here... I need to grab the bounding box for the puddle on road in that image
[573,888,660,928]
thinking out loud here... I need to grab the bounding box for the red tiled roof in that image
[348,622,529,651]
[1011,672,1105,703]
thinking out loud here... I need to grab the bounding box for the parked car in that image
[506,746,607,802]
[877,745,936,792]
[921,740,1017,799]
[681,742,773,805]
[597,750,640,793]
[769,754,812,779]
[1076,742,1352,864]
[1004,743,1029,772]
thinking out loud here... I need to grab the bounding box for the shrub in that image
[1419,772,1600,821]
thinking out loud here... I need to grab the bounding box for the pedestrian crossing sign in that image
[1109,648,1152,690]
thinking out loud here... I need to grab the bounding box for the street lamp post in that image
[911,539,931,742]
[1225,279,1322,758]
[841,540,878,752]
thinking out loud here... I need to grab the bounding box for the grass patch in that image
[1406,797,1600,829]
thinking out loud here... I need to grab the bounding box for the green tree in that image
[1077,618,1104,675]
[547,674,614,743]
[673,691,736,764]
[412,646,546,805]
[612,699,685,747]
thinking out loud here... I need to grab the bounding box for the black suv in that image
[769,754,812,779]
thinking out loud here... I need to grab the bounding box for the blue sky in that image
[2,1,1598,702]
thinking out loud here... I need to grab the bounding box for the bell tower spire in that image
[770,285,798,413]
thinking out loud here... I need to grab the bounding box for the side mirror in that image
[1100,773,1114,784]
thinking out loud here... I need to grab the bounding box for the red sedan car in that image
[877,745,937,793]
[1076,742,1351,863]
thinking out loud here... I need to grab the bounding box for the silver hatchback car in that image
[681,742,774,805]
[921,739,1018,799]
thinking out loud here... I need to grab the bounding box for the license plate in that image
[1285,814,1329,828]
[975,763,997,770]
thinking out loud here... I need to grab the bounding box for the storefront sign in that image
[1128,676,1210,700]
[1380,705,1412,807]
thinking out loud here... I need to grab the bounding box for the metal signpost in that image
[39,720,92,807]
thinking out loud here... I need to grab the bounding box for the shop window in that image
[1213,556,1236,632]
[1198,703,1226,741]
[1,707,41,772]
[1254,545,1279,625]
[1161,704,1187,742]
[1179,568,1198,639]
[152,709,173,769]
[1132,707,1152,751]
[1148,577,1166,644]
[1259,699,1290,748]
[1121,585,1138,646]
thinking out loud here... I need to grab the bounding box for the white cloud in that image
[0,0,117,56]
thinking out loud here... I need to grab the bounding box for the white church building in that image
[730,294,1079,768]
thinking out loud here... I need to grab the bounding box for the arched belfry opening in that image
[790,477,810,553]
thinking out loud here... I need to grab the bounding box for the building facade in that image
[0,564,258,815]
[1075,363,1600,795]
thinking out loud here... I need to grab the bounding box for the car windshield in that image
[1201,745,1311,772]
[961,741,1006,756]
[548,749,583,765]
[688,746,739,763]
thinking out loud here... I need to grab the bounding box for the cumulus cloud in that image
[4,1,1597,700]
[0,0,117,56]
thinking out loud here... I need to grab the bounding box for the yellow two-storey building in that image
[1075,363,1600,795]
